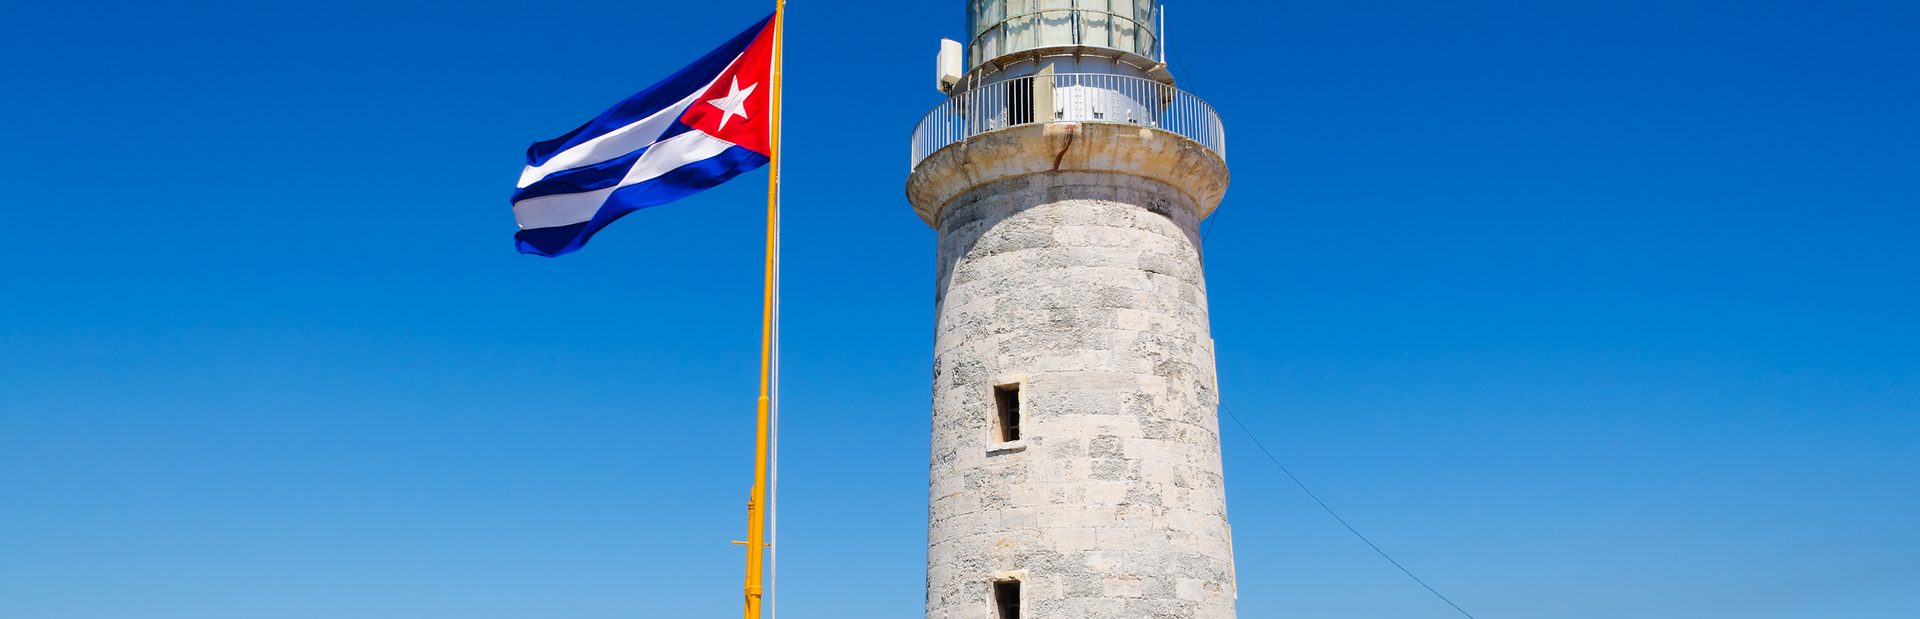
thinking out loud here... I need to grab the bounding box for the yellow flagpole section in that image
[743,1,784,618]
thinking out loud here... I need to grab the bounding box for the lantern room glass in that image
[966,0,1160,66]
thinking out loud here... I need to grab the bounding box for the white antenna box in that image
[935,39,964,93]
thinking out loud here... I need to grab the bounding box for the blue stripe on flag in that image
[514,145,770,257]
[512,150,643,203]
[524,15,772,169]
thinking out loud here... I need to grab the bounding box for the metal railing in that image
[910,73,1225,171]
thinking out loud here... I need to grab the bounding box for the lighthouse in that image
[906,2,1236,617]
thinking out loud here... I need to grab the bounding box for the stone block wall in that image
[925,171,1236,618]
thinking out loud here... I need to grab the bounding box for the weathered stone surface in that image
[912,134,1236,618]
[907,122,1232,228]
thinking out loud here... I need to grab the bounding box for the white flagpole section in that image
[767,93,783,619]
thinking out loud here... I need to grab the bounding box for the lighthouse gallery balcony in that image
[909,72,1225,171]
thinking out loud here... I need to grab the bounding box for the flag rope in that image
[766,25,784,616]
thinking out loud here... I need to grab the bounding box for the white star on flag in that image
[705,77,758,132]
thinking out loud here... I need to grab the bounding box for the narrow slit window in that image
[994,578,1022,619]
[993,383,1022,443]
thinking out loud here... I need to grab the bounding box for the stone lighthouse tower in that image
[906,2,1235,617]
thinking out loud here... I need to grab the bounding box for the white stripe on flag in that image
[512,130,740,230]
[515,80,717,189]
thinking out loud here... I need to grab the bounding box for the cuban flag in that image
[512,15,776,257]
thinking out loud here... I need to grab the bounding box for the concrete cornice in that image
[905,122,1230,228]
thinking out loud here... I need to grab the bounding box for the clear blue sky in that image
[3,1,1915,617]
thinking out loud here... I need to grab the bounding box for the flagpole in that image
[743,1,784,618]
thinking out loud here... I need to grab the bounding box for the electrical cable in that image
[1167,30,1222,244]
[1221,404,1480,619]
